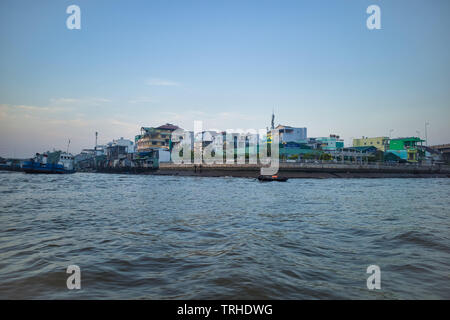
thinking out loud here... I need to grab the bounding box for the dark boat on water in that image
[22,152,75,174]
[257,175,288,182]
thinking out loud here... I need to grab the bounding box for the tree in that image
[319,153,332,161]
[303,152,317,160]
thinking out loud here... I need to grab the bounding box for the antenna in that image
[95,131,98,150]
[425,121,429,146]
[66,139,71,153]
[271,108,275,130]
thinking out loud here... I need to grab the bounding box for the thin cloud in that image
[128,97,155,104]
[0,104,69,115]
[146,78,180,86]
[16,105,68,112]
[49,97,111,107]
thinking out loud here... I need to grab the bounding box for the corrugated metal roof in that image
[156,123,179,131]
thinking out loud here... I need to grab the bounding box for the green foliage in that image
[303,152,317,160]
[319,153,333,161]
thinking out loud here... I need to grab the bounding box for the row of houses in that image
[133,122,445,165]
[351,136,443,164]
[2,119,446,171]
[72,119,447,169]
[75,137,136,169]
[277,133,444,164]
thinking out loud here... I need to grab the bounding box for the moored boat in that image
[22,152,75,174]
[257,175,288,182]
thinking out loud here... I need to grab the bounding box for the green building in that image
[386,137,424,162]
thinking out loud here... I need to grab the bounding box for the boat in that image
[257,175,288,182]
[22,152,75,174]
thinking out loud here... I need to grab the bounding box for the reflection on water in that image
[0,172,449,299]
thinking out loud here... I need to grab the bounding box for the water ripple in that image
[0,172,449,299]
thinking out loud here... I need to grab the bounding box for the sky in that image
[0,0,449,157]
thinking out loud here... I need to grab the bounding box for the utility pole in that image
[425,122,429,146]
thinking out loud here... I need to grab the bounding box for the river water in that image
[0,171,449,299]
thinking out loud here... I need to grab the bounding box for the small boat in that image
[22,152,75,174]
[257,175,288,182]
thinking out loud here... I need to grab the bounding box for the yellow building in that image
[136,124,179,152]
[352,136,389,151]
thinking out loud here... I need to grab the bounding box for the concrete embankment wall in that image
[155,163,450,178]
[83,167,157,174]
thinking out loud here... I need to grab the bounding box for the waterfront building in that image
[105,144,128,162]
[353,136,390,152]
[194,131,219,151]
[74,145,108,169]
[105,138,134,159]
[135,123,180,166]
[276,125,307,143]
[267,125,307,144]
[304,138,322,149]
[109,137,134,154]
[91,145,106,156]
[348,146,378,154]
[134,134,143,152]
[383,152,403,163]
[136,123,179,152]
[171,130,194,161]
[158,149,171,162]
[417,146,444,165]
[316,134,344,151]
[101,137,134,167]
[232,131,260,164]
[386,137,424,162]
[74,150,95,168]
[279,142,322,161]
[431,144,450,164]
[329,147,373,163]
[133,149,159,168]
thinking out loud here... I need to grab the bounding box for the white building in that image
[275,125,307,143]
[108,137,134,153]
[158,149,171,162]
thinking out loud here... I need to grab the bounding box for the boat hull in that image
[22,161,75,174]
[257,175,288,182]
[23,168,75,174]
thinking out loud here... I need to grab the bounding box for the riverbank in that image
[154,163,450,178]
[5,163,450,178]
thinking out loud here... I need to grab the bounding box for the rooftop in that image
[391,137,424,142]
[156,123,180,131]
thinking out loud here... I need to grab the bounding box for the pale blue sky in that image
[0,0,449,157]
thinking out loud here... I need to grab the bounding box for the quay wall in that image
[154,163,450,178]
[5,163,449,178]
